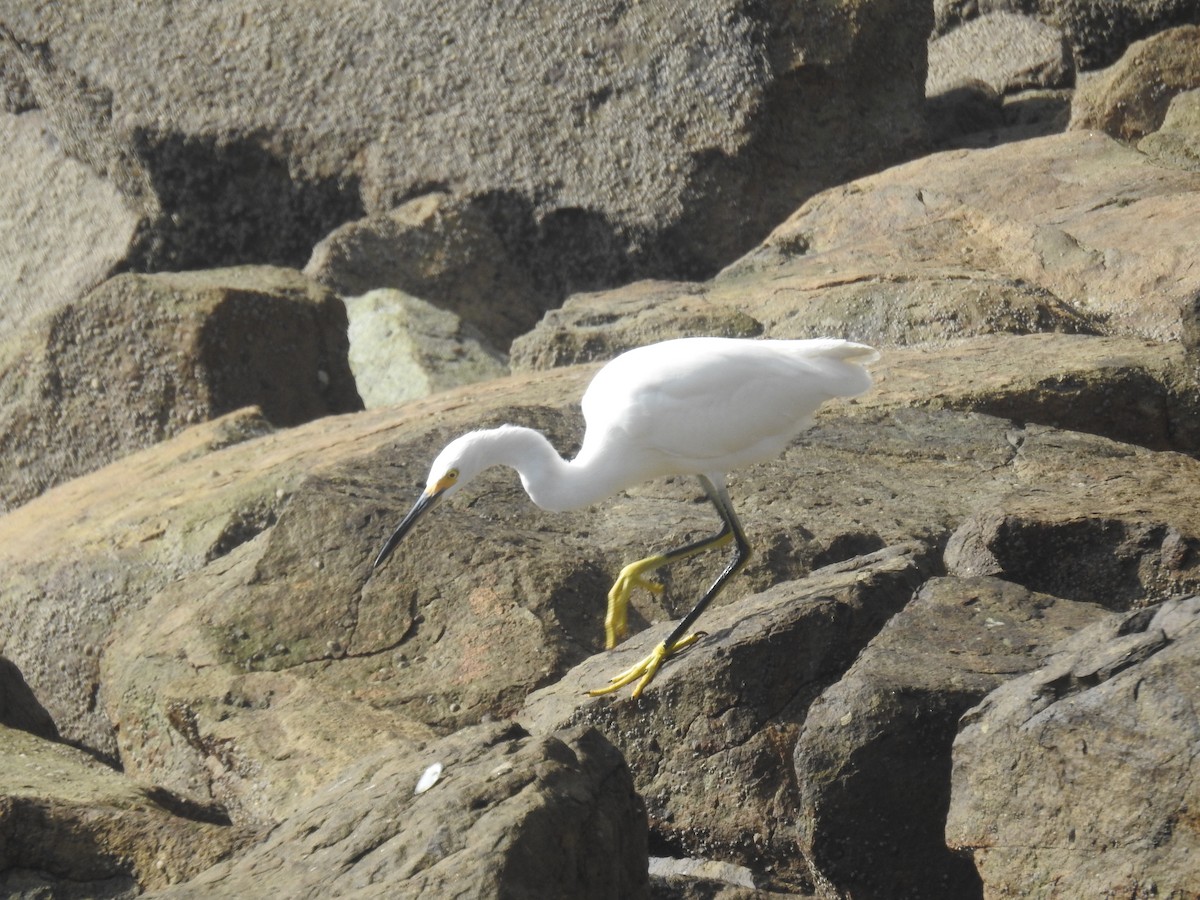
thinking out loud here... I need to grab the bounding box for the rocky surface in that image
[946,597,1200,897]
[0,722,249,897]
[932,0,1200,70]
[927,11,1072,98]
[0,266,361,513]
[2,4,1200,898]
[511,128,1200,368]
[793,576,1107,898]
[1070,25,1200,140]
[1,0,930,333]
[149,723,649,900]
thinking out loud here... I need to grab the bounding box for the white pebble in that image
[415,762,443,795]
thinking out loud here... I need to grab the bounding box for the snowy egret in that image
[373,337,879,698]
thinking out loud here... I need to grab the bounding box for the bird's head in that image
[371,430,500,570]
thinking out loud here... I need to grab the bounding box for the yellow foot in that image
[587,632,704,699]
[604,556,666,648]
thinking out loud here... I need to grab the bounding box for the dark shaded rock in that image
[0,656,58,741]
[0,266,360,512]
[149,723,649,900]
[1138,87,1200,172]
[522,545,935,889]
[793,576,1107,899]
[305,192,548,349]
[946,596,1200,897]
[0,724,247,896]
[944,476,1200,609]
[858,333,1200,455]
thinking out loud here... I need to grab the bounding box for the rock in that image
[521,545,936,887]
[147,723,649,900]
[305,192,549,348]
[932,0,1200,71]
[344,288,507,408]
[943,433,1200,607]
[0,723,248,896]
[855,333,1200,454]
[793,576,1107,899]
[927,12,1073,98]
[0,266,361,512]
[0,656,58,741]
[520,328,1200,458]
[648,856,757,891]
[946,596,1200,897]
[3,307,1200,893]
[1138,87,1200,171]
[1071,24,1200,139]
[0,110,140,329]
[738,130,1200,341]
[514,130,1200,362]
[2,0,930,299]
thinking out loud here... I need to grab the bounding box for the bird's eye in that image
[446,469,459,481]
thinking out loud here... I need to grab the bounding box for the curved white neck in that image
[475,426,626,512]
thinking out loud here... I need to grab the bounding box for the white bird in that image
[373,336,879,697]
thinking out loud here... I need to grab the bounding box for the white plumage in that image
[374,336,879,697]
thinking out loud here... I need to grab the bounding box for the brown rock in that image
[1071,24,1200,139]
[148,723,649,900]
[0,724,248,896]
[943,430,1200,607]
[946,596,1200,897]
[857,333,1199,454]
[514,131,1200,363]
[521,545,935,887]
[0,266,361,512]
[793,576,1107,899]
[1138,87,1200,171]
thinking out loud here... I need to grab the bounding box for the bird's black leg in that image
[601,488,735,648]
[590,475,752,698]
[661,474,751,650]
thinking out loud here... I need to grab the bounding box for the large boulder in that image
[946,596,1200,898]
[1138,88,1200,172]
[1071,24,1200,139]
[0,722,247,896]
[792,576,1106,898]
[148,723,649,900]
[512,130,1200,367]
[0,266,361,512]
[1,0,931,316]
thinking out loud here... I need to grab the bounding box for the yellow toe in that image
[586,633,704,698]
